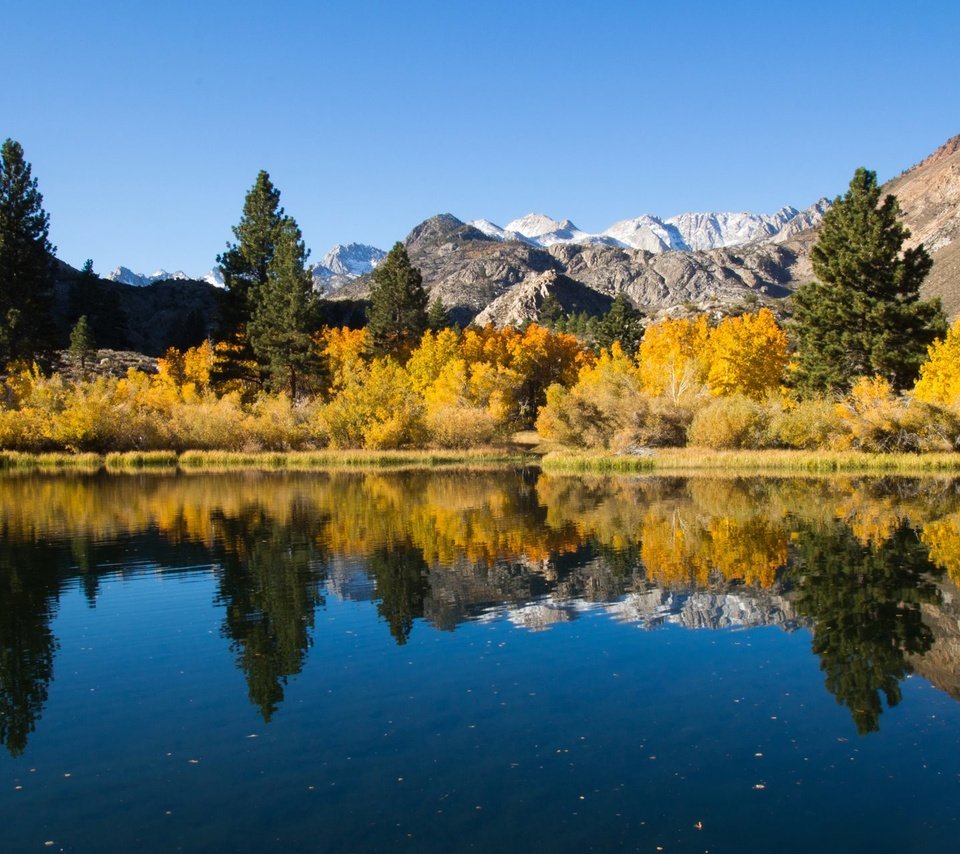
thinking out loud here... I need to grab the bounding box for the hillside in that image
[331,135,960,326]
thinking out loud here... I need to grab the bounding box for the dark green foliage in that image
[427,296,449,331]
[792,168,946,393]
[368,543,429,645]
[68,315,95,370]
[247,217,321,399]
[0,139,55,363]
[538,292,564,327]
[367,242,428,356]
[596,292,645,354]
[213,503,327,722]
[67,261,132,351]
[217,170,284,332]
[791,520,939,734]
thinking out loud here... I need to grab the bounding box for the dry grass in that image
[541,447,960,474]
[176,448,534,471]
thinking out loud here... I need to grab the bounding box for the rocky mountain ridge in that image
[331,134,960,326]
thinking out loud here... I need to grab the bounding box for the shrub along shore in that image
[3,447,960,476]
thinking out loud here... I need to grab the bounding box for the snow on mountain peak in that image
[505,213,578,239]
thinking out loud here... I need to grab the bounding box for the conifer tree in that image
[427,296,449,331]
[596,293,645,355]
[68,315,95,371]
[0,139,55,362]
[367,242,428,357]
[217,170,284,329]
[791,168,945,393]
[247,217,320,398]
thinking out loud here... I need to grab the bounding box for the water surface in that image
[3,470,960,851]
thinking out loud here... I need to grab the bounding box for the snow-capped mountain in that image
[468,200,831,254]
[311,243,386,293]
[105,243,386,294]
[105,266,192,286]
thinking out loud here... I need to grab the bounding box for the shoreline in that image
[2,446,960,475]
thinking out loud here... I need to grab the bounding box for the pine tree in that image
[68,315,95,371]
[217,170,284,330]
[247,217,320,398]
[427,296,449,331]
[791,168,945,393]
[596,293,645,354]
[0,139,55,363]
[367,242,428,357]
[538,292,564,328]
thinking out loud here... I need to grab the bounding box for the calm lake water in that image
[3,469,960,852]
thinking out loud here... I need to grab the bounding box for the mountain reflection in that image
[2,470,960,751]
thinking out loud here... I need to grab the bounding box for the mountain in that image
[883,134,960,317]
[311,243,386,293]
[105,266,192,287]
[467,200,832,254]
[333,135,959,327]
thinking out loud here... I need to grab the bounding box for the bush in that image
[426,404,498,448]
[688,395,769,449]
[767,397,841,449]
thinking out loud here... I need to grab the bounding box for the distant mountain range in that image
[68,132,960,351]
[105,200,831,294]
[469,200,832,254]
[106,243,385,293]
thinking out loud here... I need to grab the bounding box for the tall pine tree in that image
[247,217,320,398]
[791,168,945,393]
[217,170,284,331]
[0,139,55,363]
[367,242,428,357]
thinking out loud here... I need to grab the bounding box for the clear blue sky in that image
[2,0,957,275]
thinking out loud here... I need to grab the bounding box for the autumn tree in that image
[707,308,788,399]
[367,242,428,357]
[913,318,960,409]
[791,168,945,393]
[0,139,55,362]
[247,217,321,398]
[637,315,710,401]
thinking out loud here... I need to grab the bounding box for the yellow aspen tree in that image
[707,308,788,399]
[637,315,710,400]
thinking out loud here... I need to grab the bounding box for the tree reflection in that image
[214,498,328,721]
[367,543,430,645]
[0,542,61,756]
[792,521,941,734]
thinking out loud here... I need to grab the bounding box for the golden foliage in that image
[914,319,960,409]
[706,309,788,399]
[638,315,710,401]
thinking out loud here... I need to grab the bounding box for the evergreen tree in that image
[596,293,645,354]
[538,292,564,328]
[247,217,320,398]
[367,242,428,357]
[217,170,284,330]
[68,315,95,371]
[0,139,55,363]
[791,168,945,393]
[427,296,449,331]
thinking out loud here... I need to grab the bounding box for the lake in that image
[2,469,960,852]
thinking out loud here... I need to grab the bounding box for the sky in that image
[2,0,958,276]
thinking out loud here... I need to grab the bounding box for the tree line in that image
[0,137,956,451]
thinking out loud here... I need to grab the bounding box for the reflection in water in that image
[793,521,939,734]
[213,499,329,720]
[1,470,960,751]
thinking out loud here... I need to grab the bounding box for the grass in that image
[177,448,534,471]
[541,447,960,474]
[0,451,103,472]
[104,451,179,471]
